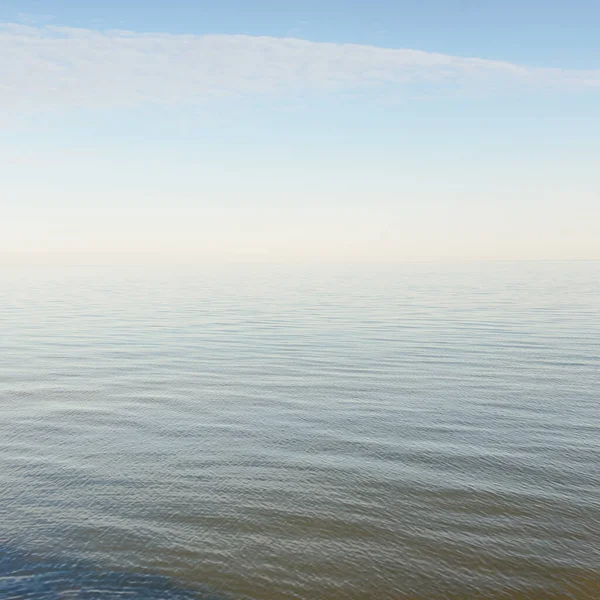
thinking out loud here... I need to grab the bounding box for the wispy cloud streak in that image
[1,23,599,113]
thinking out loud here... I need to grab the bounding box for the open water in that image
[0,262,598,599]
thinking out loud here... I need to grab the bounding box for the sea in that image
[1,262,598,599]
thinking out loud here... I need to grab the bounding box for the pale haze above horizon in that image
[2,0,599,263]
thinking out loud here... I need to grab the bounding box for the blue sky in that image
[1,1,599,262]
[4,0,600,67]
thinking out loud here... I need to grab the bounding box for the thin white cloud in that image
[1,22,599,114]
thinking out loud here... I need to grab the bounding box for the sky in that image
[1,0,599,263]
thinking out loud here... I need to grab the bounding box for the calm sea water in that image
[1,262,599,599]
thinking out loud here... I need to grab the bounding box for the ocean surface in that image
[0,262,598,599]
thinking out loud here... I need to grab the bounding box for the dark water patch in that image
[0,545,226,599]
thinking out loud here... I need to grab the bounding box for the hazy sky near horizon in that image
[1,1,599,262]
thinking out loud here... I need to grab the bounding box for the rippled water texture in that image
[1,262,599,599]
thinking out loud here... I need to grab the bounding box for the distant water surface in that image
[0,262,599,599]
